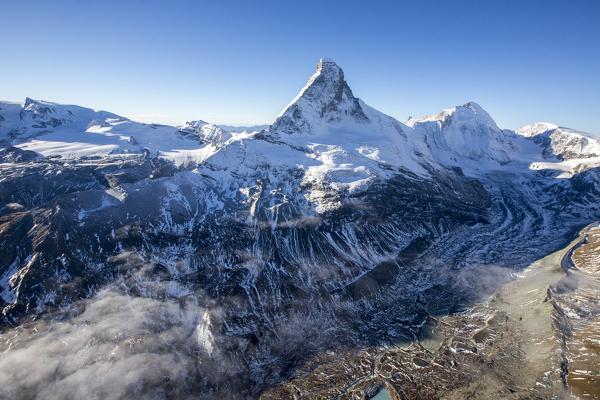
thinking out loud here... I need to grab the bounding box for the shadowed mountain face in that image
[0,60,599,399]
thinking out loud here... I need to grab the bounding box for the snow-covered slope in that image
[404,102,600,178]
[191,58,438,213]
[178,120,233,146]
[517,122,600,159]
[406,102,542,172]
[516,122,600,177]
[1,98,120,140]
[0,98,211,159]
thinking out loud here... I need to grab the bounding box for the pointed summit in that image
[315,57,343,76]
[271,58,369,134]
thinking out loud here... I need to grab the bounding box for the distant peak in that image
[21,98,55,114]
[516,122,558,137]
[23,97,44,108]
[408,101,498,130]
[22,98,59,112]
[182,119,210,129]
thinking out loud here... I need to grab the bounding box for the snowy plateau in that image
[0,59,599,399]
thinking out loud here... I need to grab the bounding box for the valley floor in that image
[261,223,600,399]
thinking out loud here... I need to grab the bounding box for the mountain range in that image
[0,58,599,399]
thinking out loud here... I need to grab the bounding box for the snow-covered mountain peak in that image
[17,98,123,131]
[407,101,498,131]
[406,102,524,169]
[270,58,369,134]
[517,122,600,161]
[20,98,75,129]
[314,57,345,81]
[178,120,232,146]
[516,122,559,137]
[0,98,217,159]
[319,56,336,63]
[452,101,498,129]
[1,98,115,142]
[182,119,209,129]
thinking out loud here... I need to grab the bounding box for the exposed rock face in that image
[0,59,599,398]
[20,97,72,129]
[271,58,369,134]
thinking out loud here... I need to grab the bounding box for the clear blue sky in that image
[1,0,599,133]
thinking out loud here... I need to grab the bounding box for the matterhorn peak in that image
[271,58,369,134]
[316,57,342,74]
[319,56,336,63]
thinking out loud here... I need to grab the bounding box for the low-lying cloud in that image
[0,252,341,400]
[0,283,245,400]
